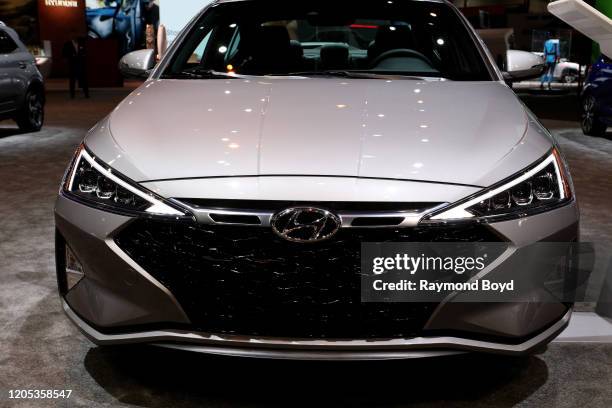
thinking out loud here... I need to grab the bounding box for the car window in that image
[189,31,212,64]
[225,28,241,63]
[163,0,492,81]
[0,30,19,54]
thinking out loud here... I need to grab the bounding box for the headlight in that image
[61,145,186,217]
[425,148,573,222]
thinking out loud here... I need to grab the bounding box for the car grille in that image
[114,215,503,339]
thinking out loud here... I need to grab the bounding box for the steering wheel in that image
[371,48,435,70]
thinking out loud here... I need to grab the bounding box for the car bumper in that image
[62,300,571,360]
[55,191,580,359]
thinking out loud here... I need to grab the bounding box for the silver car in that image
[55,0,579,360]
[0,22,44,132]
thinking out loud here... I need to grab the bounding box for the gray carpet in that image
[555,130,612,305]
[0,89,611,407]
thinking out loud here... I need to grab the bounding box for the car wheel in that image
[562,70,577,84]
[15,89,44,132]
[581,95,607,136]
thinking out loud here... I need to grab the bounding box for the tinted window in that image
[0,30,18,54]
[164,0,492,81]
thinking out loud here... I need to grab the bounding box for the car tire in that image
[581,95,607,136]
[15,88,44,133]
[561,69,577,84]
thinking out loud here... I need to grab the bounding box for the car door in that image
[596,55,612,123]
[0,28,21,114]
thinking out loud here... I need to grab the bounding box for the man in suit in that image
[62,34,90,99]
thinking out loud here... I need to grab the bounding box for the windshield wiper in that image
[163,68,238,79]
[165,69,442,81]
[275,70,382,79]
[273,70,441,80]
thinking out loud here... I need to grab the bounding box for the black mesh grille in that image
[115,218,502,339]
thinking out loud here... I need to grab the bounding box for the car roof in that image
[0,24,24,45]
[0,23,14,34]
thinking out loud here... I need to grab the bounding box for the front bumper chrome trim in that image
[63,301,571,360]
[174,200,448,228]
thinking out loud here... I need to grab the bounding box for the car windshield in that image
[162,0,493,81]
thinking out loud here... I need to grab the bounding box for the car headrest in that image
[256,25,292,55]
[320,44,349,69]
[240,25,301,73]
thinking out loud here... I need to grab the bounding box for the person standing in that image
[540,33,560,90]
[62,35,90,99]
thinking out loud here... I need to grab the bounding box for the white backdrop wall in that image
[160,0,213,43]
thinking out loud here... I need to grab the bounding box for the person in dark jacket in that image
[62,35,89,99]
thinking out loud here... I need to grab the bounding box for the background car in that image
[581,54,612,136]
[0,21,45,132]
[533,52,585,83]
[86,0,145,56]
[554,58,585,83]
[505,49,545,80]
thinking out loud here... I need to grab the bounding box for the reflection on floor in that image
[557,312,612,342]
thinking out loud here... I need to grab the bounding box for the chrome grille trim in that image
[172,200,448,228]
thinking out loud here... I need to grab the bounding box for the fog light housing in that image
[65,245,85,291]
[56,231,85,295]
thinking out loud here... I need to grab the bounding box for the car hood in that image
[88,78,548,186]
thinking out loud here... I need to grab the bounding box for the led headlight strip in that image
[65,147,185,217]
[427,149,571,221]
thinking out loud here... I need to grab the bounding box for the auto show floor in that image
[1,88,611,407]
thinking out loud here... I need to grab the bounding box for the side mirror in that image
[119,49,156,79]
[503,49,545,84]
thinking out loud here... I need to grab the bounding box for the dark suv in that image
[0,23,45,132]
[581,54,612,136]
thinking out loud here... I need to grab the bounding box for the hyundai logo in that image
[271,207,342,243]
